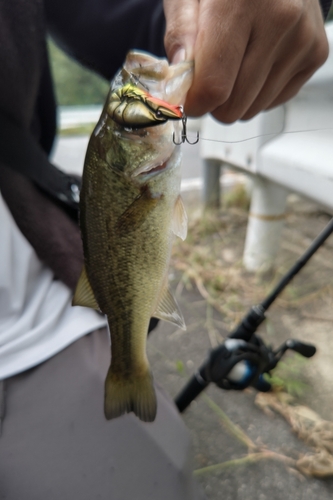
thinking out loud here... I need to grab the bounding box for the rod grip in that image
[175,369,208,413]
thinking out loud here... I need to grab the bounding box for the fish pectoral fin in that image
[172,195,188,241]
[153,284,186,330]
[72,265,99,310]
[116,187,161,234]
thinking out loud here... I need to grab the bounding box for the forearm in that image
[0,164,83,291]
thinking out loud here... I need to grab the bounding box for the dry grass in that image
[171,193,333,332]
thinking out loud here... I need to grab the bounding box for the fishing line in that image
[191,127,333,145]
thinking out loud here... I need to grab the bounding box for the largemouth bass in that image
[73,51,193,422]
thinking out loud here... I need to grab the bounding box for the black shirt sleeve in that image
[320,0,332,18]
[45,0,166,81]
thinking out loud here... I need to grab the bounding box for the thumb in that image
[163,0,199,63]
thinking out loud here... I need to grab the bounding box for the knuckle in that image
[296,18,329,67]
[189,78,233,116]
[312,36,329,67]
[241,109,257,121]
[274,0,303,27]
[211,106,239,125]
[301,37,329,75]
[205,84,232,107]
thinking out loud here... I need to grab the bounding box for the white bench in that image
[200,22,333,271]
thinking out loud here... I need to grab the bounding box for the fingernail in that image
[172,48,186,64]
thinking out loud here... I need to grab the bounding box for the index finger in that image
[184,0,251,116]
[163,0,199,63]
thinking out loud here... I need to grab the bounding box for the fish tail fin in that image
[104,367,157,422]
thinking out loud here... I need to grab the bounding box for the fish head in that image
[121,51,193,105]
[101,51,193,182]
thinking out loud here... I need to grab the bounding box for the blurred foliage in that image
[264,353,310,397]
[175,359,186,376]
[59,124,95,136]
[223,183,250,211]
[48,38,110,106]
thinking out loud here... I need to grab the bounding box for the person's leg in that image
[0,328,203,500]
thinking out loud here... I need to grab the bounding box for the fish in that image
[73,51,193,422]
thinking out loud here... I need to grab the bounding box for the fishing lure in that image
[108,83,183,128]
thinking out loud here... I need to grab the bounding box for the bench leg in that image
[202,159,222,210]
[243,177,289,271]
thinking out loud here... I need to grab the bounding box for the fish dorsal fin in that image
[172,195,187,241]
[153,284,186,330]
[72,265,99,310]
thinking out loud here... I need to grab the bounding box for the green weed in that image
[265,353,310,397]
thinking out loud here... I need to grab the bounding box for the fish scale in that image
[73,51,193,422]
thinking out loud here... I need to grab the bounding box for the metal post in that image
[243,177,289,271]
[202,159,222,210]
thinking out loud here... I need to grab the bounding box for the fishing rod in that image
[175,216,333,412]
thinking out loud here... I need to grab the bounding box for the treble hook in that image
[173,112,200,145]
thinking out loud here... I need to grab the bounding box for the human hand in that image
[163,0,329,122]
